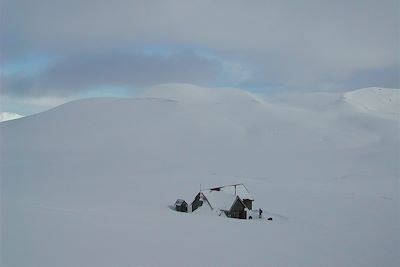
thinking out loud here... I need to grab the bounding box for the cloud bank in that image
[1,0,399,101]
[1,51,221,97]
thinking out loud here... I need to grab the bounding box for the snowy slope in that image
[1,84,399,266]
[0,112,23,122]
[143,83,263,105]
[344,87,400,118]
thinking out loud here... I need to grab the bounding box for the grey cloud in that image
[1,73,35,95]
[1,51,221,97]
[343,64,400,89]
[1,0,399,90]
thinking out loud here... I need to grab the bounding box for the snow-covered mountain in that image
[1,84,399,266]
[0,112,23,122]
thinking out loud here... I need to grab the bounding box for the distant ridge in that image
[0,112,23,122]
[344,87,400,117]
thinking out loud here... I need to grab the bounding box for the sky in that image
[0,0,399,115]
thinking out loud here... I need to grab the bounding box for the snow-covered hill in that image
[1,84,399,266]
[344,87,400,118]
[143,83,263,105]
[0,112,23,122]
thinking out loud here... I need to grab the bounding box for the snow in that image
[344,87,400,118]
[143,83,263,105]
[201,190,238,211]
[0,112,23,122]
[218,184,254,200]
[175,199,186,206]
[1,84,399,266]
[194,184,254,215]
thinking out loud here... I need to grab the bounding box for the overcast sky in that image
[1,0,399,115]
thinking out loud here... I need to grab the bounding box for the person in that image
[259,208,263,218]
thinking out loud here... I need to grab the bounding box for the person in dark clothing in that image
[259,208,263,218]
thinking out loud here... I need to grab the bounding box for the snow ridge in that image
[343,87,400,118]
[0,112,23,122]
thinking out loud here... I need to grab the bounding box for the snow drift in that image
[1,84,399,266]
